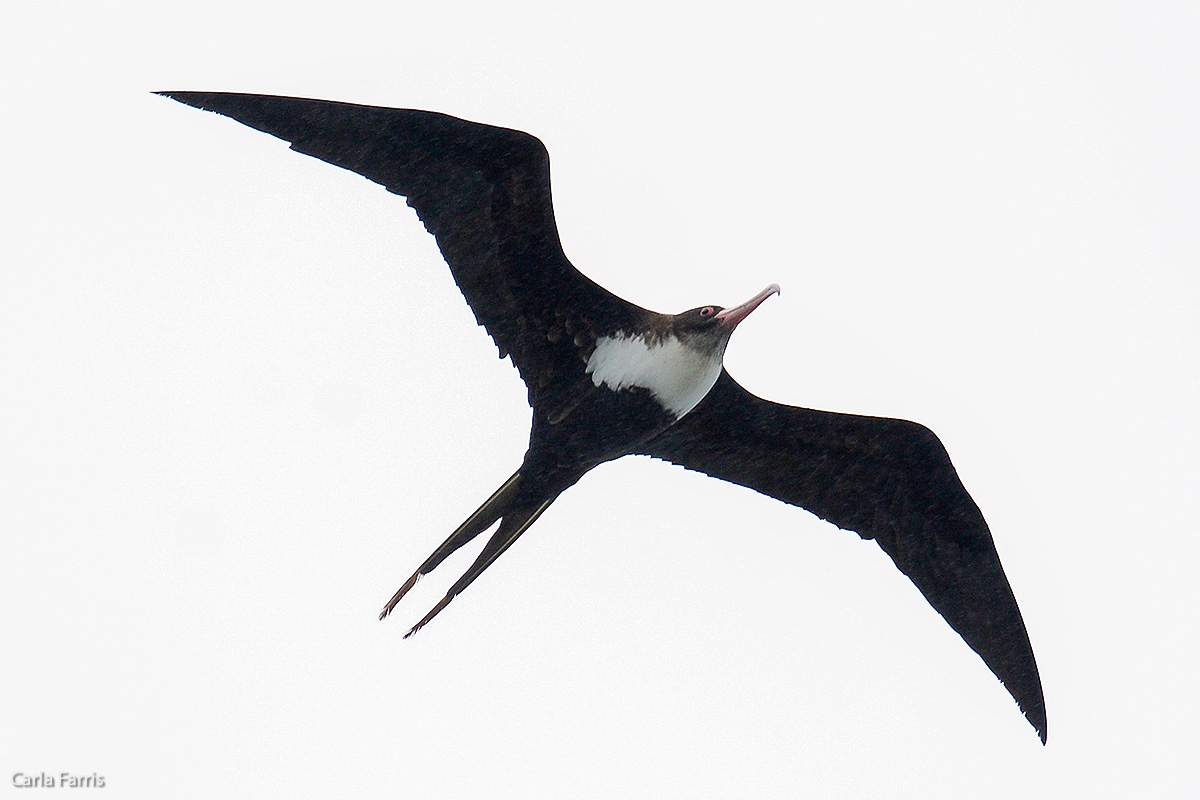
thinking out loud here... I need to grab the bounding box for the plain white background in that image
[3,1,1198,797]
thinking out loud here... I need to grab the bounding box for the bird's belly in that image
[525,384,676,488]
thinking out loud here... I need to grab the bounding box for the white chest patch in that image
[585,333,724,418]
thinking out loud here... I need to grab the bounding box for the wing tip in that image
[153,90,195,102]
[1026,704,1048,745]
[153,90,227,114]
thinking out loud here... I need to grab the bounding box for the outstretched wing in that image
[158,91,647,417]
[640,370,1047,742]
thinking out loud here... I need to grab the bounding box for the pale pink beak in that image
[715,284,781,330]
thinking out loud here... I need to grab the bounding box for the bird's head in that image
[671,284,781,357]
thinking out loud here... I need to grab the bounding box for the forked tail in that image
[379,469,557,637]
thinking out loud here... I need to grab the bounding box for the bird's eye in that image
[699,307,715,317]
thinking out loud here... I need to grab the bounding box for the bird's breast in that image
[585,333,723,419]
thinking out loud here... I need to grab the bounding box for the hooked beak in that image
[715,284,781,330]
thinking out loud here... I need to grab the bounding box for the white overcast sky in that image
[3,2,1199,797]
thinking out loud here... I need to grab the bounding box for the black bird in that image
[158,91,1046,742]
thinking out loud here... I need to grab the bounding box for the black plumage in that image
[159,91,1046,742]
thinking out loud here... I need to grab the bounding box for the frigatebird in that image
[158,91,1046,742]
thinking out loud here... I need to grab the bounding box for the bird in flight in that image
[159,92,1046,742]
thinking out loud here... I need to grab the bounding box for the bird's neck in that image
[585,331,725,418]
